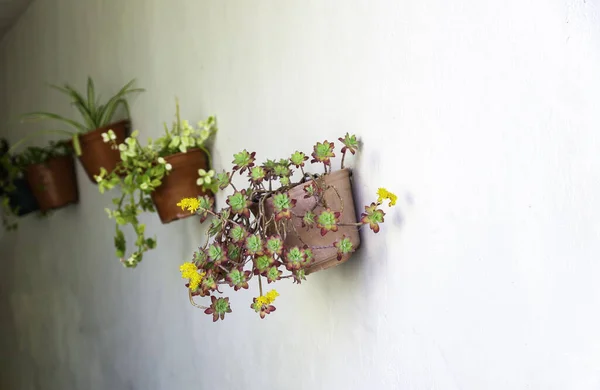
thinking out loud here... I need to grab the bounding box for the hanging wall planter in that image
[260,168,360,274]
[26,147,79,212]
[150,148,212,223]
[76,119,130,182]
[176,134,397,322]
[0,139,72,230]
[20,77,143,183]
[97,99,217,267]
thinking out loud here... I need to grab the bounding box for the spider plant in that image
[16,77,144,156]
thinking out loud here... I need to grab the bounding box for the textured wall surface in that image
[1,0,600,389]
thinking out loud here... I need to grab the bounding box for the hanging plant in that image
[0,139,40,230]
[19,77,143,182]
[1,138,78,229]
[177,134,397,321]
[96,99,218,267]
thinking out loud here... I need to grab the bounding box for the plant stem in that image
[188,290,208,310]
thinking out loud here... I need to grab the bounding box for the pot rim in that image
[25,154,74,171]
[78,119,131,142]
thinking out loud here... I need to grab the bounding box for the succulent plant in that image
[177,133,397,321]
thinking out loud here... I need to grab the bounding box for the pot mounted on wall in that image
[26,155,79,212]
[262,169,360,274]
[76,119,130,183]
[151,148,214,224]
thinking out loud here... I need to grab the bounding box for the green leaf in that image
[50,83,96,129]
[208,243,225,263]
[97,79,144,126]
[145,238,157,249]
[290,151,308,167]
[266,266,281,282]
[72,134,82,156]
[169,135,181,149]
[230,225,247,243]
[114,226,126,257]
[266,236,283,255]
[86,77,96,120]
[21,111,87,133]
[227,244,242,261]
[245,234,263,255]
[208,218,222,236]
[216,171,230,189]
[273,193,292,212]
[255,255,272,272]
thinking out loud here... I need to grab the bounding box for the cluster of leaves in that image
[18,77,144,155]
[179,133,397,321]
[95,99,218,267]
[0,139,72,229]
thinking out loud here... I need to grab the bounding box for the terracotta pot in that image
[261,169,361,274]
[77,119,130,183]
[151,148,212,224]
[26,155,79,212]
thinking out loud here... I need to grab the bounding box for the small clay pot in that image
[261,169,361,274]
[26,155,79,212]
[77,119,130,183]
[7,177,39,216]
[151,148,213,224]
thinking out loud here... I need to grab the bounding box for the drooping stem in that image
[258,274,263,297]
[198,145,213,171]
[329,184,344,214]
[175,97,181,132]
[189,290,208,310]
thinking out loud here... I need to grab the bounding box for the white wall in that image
[1,0,600,389]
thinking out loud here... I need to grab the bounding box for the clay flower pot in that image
[26,155,79,212]
[151,148,213,224]
[77,119,130,183]
[6,178,39,216]
[263,169,361,274]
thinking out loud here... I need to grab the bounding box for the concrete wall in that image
[1,0,600,389]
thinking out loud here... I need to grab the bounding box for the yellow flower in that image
[377,188,397,207]
[265,289,279,304]
[177,197,200,213]
[255,289,279,307]
[179,262,205,290]
[188,272,205,290]
[180,262,197,278]
[255,296,269,307]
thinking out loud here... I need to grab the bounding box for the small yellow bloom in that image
[255,296,269,307]
[188,272,205,290]
[255,289,279,307]
[377,188,397,207]
[177,197,200,213]
[179,262,205,290]
[265,289,279,304]
[179,262,197,278]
